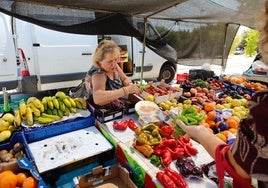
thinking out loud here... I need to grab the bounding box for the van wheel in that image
[158,65,176,83]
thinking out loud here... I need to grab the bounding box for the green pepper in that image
[186,116,198,125]
[178,115,189,125]
[150,154,161,167]
[181,107,197,116]
[141,123,159,132]
[136,132,151,145]
[195,111,205,121]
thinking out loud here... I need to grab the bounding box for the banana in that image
[74,100,82,109]
[41,113,61,121]
[28,103,41,117]
[47,96,54,110]
[52,108,58,116]
[75,97,87,109]
[69,107,77,113]
[35,116,56,124]
[0,119,10,131]
[33,98,43,109]
[14,110,22,127]
[19,101,27,119]
[26,107,34,126]
[0,130,12,142]
[52,96,60,109]
[42,96,48,110]
[64,107,70,116]
[67,97,76,108]
[57,109,64,118]
[59,99,66,112]
[63,98,72,108]
[55,91,67,99]
[26,96,36,104]
[2,113,15,125]
[46,108,53,115]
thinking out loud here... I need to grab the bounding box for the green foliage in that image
[244,29,259,56]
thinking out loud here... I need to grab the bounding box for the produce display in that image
[16,91,87,126]
[0,113,19,142]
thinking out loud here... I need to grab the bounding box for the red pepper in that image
[113,120,127,130]
[186,143,198,155]
[165,167,188,188]
[128,118,138,131]
[166,147,184,160]
[159,125,174,137]
[161,148,172,167]
[156,171,176,188]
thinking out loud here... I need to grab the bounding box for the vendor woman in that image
[85,39,141,106]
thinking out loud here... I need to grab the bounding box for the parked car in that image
[234,48,244,55]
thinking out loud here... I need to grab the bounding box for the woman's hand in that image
[126,84,141,95]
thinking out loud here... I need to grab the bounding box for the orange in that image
[0,170,17,188]
[226,118,239,129]
[200,122,210,128]
[207,120,216,128]
[203,102,216,112]
[16,172,27,187]
[207,111,217,121]
[229,115,240,124]
[216,133,227,142]
[22,176,38,188]
[228,128,238,134]
[221,130,229,139]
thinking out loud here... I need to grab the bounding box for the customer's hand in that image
[126,84,141,95]
[176,119,212,140]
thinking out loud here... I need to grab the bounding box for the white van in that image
[0,13,177,93]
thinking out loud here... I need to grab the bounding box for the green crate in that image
[0,97,26,114]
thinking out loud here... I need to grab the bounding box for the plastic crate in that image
[176,73,189,83]
[23,116,95,143]
[0,131,34,173]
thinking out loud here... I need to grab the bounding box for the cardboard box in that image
[77,165,137,188]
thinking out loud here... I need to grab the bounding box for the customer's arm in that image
[176,120,251,179]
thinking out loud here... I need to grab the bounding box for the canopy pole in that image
[221,24,229,75]
[140,17,148,84]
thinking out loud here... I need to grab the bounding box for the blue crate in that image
[0,131,34,172]
[23,116,95,143]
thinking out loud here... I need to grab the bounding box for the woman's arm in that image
[91,73,126,105]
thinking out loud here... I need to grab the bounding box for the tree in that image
[244,29,259,56]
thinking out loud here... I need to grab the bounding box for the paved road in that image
[176,55,255,76]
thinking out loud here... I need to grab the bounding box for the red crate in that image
[176,73,189,83]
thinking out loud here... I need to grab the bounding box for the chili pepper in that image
[159,125,174,137]
[113,120,127,130]
[177,137,191,157]
[133,139,154,158]
[165,167,188,188]
[150,154,161,167]
[156,171,176,188]
[128,118,138,131]
[195,112,205,121]
[161,148,172,167]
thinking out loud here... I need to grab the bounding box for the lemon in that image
[145,95,154,102]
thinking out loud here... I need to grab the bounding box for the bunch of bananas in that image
[0,113,18,142]
[17,91,87,126]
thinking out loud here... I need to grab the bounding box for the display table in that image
[96,115,218,188]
